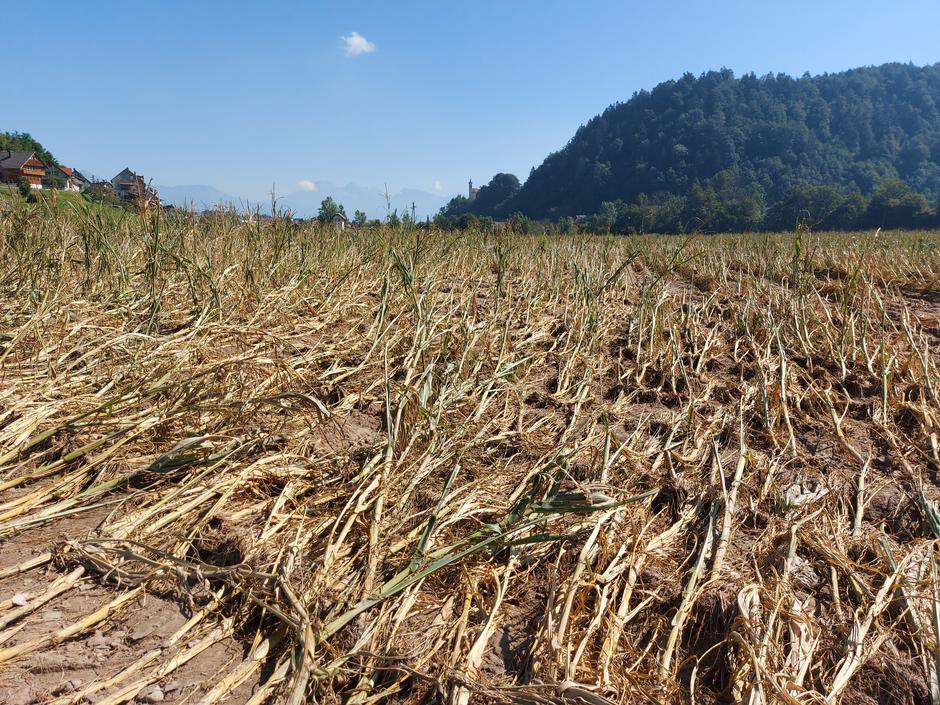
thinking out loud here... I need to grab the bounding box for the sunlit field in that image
[1,205,939,705]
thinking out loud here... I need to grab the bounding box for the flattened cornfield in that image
[1,209,940,705]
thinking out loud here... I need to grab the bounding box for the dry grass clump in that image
[1,205,940,704]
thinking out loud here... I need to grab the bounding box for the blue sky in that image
[5,1,940,200]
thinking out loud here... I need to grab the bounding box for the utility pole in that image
[411,201,416,223]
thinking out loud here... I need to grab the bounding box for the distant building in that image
[71,169,92,191]
[111,167,143,199]
[111,167,158,204]
[468,179,481,201]
[45,164,87,192]
[45,164,66,187]
[332,212,348,233]
[0,151,46,189]
[59,167,87,192]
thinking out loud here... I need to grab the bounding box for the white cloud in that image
[298,179,317,192]
[342,31,376,57]
[434,180,443,192]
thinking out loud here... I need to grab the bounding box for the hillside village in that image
[0,149,158,207]
[0,134,374,228]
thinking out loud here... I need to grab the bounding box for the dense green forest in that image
[442,62,940,232]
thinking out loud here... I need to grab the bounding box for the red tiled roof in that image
[59,166,74,177]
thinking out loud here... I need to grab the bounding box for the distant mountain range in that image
[157,181,450,220]
[155,184,240,210]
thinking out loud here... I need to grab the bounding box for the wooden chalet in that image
[0,151,47,189]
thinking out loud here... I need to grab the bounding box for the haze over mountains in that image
[157,181,450,220]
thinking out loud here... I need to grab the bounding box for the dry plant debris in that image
[1,208,940,705]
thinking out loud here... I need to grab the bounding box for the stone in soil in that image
[139,685,164,704]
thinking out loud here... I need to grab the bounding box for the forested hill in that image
[444,63,940,231]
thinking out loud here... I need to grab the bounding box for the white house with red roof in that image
[45,164,88,191]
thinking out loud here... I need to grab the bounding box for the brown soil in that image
[0,504,260,705]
